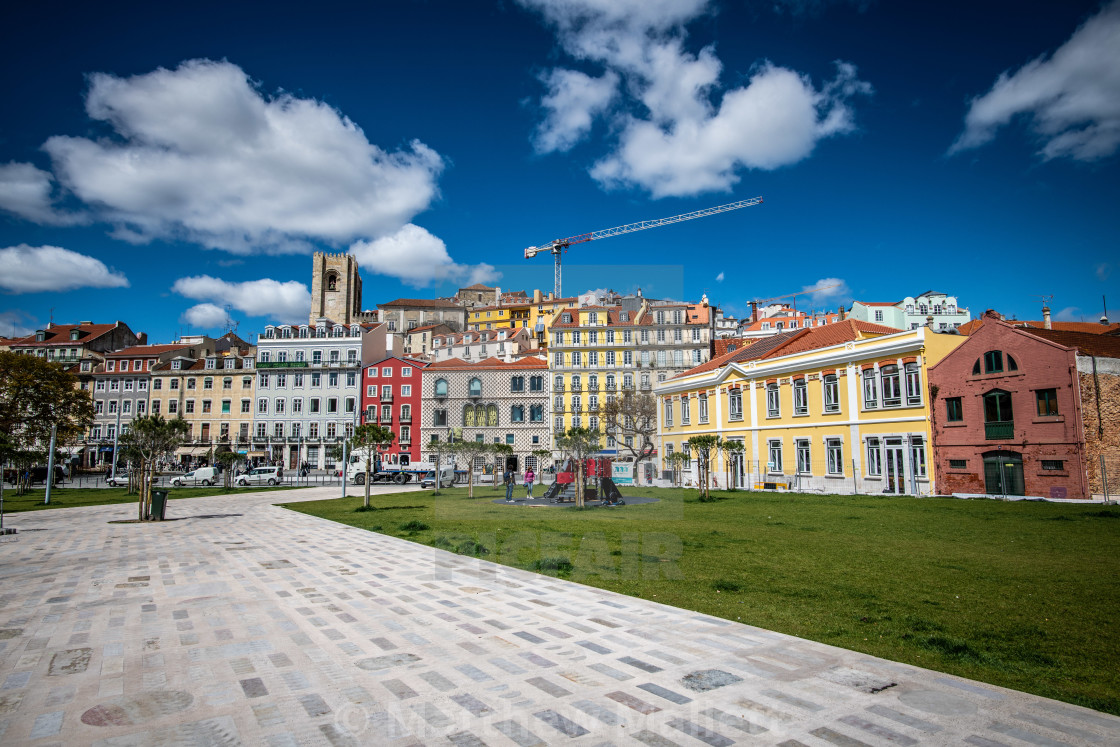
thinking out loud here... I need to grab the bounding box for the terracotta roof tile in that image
[106,343,193,357]
[676,330,803,377]
[8,322,119,347]
[377,298,463,309]
[959,317,1120,335]
[1018,328,1120,358]
[767,319,897,357]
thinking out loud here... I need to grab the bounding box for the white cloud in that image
[800,277,849,305]
[1054,306,1082,322]
[348,224,500,288]
[0,310,36,338]
[180,303,231,329]
[28,59,443,253]
[534,69,619,153]
[171,275,310,323]
[0,163,86,225]
[1096,262,1111,281]
[519,0,871,196]
[950,1,1120,161]
[715,271,724,282]
[0,245,129,294]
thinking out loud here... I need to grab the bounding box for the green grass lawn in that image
[1,484,299,512]
[285,486,1120,715]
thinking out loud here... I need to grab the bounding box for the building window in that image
[866,438,882,476]
[680,397,690,425]
[184,400,195,414]
[949,459,967,469]
[469,378,482,397]
[823,374,839,413]
[202,400,212,414]
[663,399,674,427]
[881,365,902,407]
[826,438,843,475]
[863,369,878,409]
[946,397,963,421]
[728,389,743,419]
[530,404,544,422]
[698,394,708,423]
[984,350,1003,373]
[874,309,884,322]
[511,376,525,392]
[983,390,1014,439]
[511,405,525,422]
[793,379,808,415]
[766,383,780,417]
[768,440,783,474]
[241,399,251,413]
[1036,389,1058,417]
[1041,460,1064,471]
[905,363,922,406]
[796,439,811,474]
[910,436,927,478]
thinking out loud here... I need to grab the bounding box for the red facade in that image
[361,357,427,466]
[928,320,1089,499]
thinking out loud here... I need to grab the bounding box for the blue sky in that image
[1,0,1118,342]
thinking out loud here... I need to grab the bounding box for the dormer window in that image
[35,330,45,342]
[205,358,217,369]
[70,329,80,341]
[562,313,572,323]
[171,360,182,370]
[224,358,235,369]
[620,312,629,322]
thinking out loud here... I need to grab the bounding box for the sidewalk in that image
[0,487,1116,745]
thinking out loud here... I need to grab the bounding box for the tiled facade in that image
[420,358,549,473]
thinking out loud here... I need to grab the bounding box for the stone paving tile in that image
[0,485,1118,746]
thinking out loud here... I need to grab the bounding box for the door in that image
[729,452,745,489]
[506,455,519,473]
[984,452,1024,496]
[884,438,906,494]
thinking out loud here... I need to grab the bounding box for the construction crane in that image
[746,283,840,323]
[523,197,763,297]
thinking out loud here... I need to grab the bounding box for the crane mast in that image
[523,196,763,297]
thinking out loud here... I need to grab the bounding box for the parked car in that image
[420,466,456,489]
[106,471,131,487]
[171,466,219,487]
[235,466,283,486]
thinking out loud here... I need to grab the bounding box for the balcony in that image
[398,414,412,424]
[379,414,393,425]
[640,383,652,391]
[985,421,1014,440]
[380,393,393,403]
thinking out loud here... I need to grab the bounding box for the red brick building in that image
[361,356,428,466]
[928,316,1120,499]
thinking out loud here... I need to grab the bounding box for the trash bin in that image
[151,489,169,521]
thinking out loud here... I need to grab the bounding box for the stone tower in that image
[309,252,363,325]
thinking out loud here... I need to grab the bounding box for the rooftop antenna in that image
[1102,294,1110,325]
[224,305,240,335]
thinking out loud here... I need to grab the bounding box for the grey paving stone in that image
[0,486,1116,747]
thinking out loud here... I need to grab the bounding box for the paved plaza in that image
[0,487,1117,746]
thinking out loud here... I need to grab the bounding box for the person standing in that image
[504,466,515,502]
[524,467,535,500]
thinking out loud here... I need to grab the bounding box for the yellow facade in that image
[657,327,964,494]
[150,356,257,463]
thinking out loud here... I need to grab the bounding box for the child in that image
[524,467,535,499]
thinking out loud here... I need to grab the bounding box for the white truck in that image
[345,451,445,485]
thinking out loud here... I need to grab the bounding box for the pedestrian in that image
[524,467,535,500]
[504,465,515,502]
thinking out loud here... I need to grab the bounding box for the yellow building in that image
[150,347,257,466]
[468,290,577,350]
[656,321,965,495]
[548,299,714,453]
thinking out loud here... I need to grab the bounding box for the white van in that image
[171,466,218,487]
[420,465,456,489]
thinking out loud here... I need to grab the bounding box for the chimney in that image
[838,305,846,321]
[926,315,935,329]
[534,289,542,303]
[1042,306,1052,329]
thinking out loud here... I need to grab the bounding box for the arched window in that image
[475,404,486,425]
[984,350,1004,373]
[511,405,525,422]
[434,378,448,397]
[469,377,482,397]
[326,272,339,291]
[464,405,475,427]
[487,404,498,426]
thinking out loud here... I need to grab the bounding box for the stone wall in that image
[1078,356,1120,497]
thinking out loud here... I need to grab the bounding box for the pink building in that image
[928,315,1120,499]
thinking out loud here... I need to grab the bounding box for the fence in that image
[666,456,1120,501]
